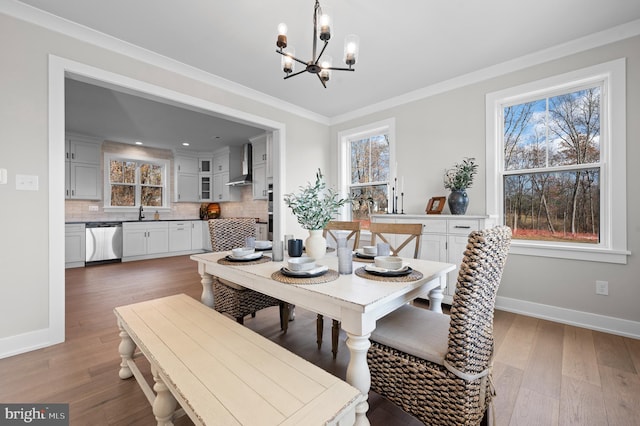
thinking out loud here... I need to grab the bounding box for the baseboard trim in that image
[0,327,63,360]
[495,296,640,340]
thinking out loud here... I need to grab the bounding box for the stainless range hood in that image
[226,143,252,186]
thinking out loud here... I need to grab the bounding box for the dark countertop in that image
[67,218,268,224]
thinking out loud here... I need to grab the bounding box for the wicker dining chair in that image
[369,222,423,259]
[316,221,361,358]
[208,218,285,327]
[367,226,512,426]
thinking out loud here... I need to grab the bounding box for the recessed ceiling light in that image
[135,141,143,145]
[182,142,190,146]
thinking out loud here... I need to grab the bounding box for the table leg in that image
[198,265,214,308]
[345,332,371,426]
[428,283,444,314]
[117,321,135,379]
[152,365,177,426]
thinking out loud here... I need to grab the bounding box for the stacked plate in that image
[226,247,263,262]
[281,258,329,277]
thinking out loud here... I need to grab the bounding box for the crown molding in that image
[1,0,331,126]
[330,19,640,125]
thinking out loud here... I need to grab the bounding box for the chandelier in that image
[275,0,359,88]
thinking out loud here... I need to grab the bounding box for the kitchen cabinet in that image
[198,157,212,173]
[371,214,494,304]
[211,146,241,202]
[65,223,86,268]
[175,154,199,202]
[169,221,192,252]
[202,220,212,251]
[123,222,169,258]
[250,134,271,199]
[255,223,268,241]
[65,135,101,200]
[199,174,212,201]
[191,220,203,250]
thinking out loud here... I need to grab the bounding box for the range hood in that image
[226,143,253,186]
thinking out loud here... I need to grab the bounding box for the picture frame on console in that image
[425,196,446,214]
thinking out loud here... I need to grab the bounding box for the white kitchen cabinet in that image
[255,223,268,241]
[65,135,101,200]
[198,157,213,173]
[371,214,494,303]
[123,222,169,258]
[199,174,212,201]
[175,154,199,202]
[169,221,192,252]
[190,220,203,250]
[202,220,212,251]
[251,134,272,199]
[65,223,86,268]
[211,147,242,202]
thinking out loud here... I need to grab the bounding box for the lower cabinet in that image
[123,220,205,261]
[371,214,494,303]
[65,223,86,268]
[123,222,169,258]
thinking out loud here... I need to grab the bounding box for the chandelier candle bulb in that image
[277,23,288,49]
[319,14,331,40]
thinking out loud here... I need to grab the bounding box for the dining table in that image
[191,250,455,426]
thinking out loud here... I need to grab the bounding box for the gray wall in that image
[330,35,640,327]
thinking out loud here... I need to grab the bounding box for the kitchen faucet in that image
[138,205,145,221]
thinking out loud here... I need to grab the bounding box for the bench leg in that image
[152,366,177,426]
[117,321,135,379]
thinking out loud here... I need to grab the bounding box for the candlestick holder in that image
[401,192,405,214]
[391,185,398,214]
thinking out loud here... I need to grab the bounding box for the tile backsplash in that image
[66,186,268,222]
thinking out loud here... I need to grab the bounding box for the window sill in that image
[510,241,630,264]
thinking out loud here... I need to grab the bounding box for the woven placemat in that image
[217,255,271,266]
[355,266,423,282]
[271,269,339,285]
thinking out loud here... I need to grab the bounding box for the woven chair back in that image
[323,221,361,249]
[445,226,511,376]
[369,222,422,259]
[208,218,257,251]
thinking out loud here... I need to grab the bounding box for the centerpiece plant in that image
[443,157,478,215]
[284,169,350,259]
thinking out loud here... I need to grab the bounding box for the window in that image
[105,154,169,209]
[339,118,395,229]
[486,59,628,263]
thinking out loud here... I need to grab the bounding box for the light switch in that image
[0,168,6,184]
[16,174,39,191]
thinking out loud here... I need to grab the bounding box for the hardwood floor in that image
[1,255,638,425]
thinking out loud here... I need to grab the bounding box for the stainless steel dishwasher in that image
[85,222,123,264]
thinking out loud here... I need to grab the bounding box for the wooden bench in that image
[115,294,362,426]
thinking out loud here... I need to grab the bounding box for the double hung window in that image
[486,59,628,263]
[105,154,169,208]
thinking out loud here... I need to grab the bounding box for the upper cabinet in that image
[250,133,272,200]
[211,147,241,202]
[65,134,102,200]
[174,154,199,202]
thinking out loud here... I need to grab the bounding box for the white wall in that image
[330,36,640,334]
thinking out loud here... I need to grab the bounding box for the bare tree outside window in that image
[350,134,389,228]
[503,87,600,243]
[109,159,165,207]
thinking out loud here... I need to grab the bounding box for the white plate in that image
[229,251,262,260]
[365,264,410,273]
[254,240,272,250]
[281,265,329,277]
[354,248,376,259]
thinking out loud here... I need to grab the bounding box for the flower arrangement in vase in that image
[284,169,350,259]
[443,157,478,215]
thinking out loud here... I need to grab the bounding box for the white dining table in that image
[191,251,455,426]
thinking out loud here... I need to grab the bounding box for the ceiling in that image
[12,0,640,151]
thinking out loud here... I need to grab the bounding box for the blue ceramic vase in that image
[448,190,469,215]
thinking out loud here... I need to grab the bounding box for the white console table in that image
[370,214,494,304]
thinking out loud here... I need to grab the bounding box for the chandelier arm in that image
[314,41,329,65]
[326,66,355,72]
[316,73,327,88]
[275,50,308,67]
[284,69,308,80]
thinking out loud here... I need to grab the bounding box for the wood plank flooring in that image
[0,255,638,425]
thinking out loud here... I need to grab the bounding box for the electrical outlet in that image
[596,280,609,295]
[88,205,99,212]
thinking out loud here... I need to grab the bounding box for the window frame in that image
[103,153,170,212]
[338,118,396,224]
[486,58,628,264]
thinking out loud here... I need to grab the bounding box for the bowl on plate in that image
[287,257,316,271]
[255,240,271,249]
[363,245,378,255]
[231,247,255,257]
[374,256,403,270]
